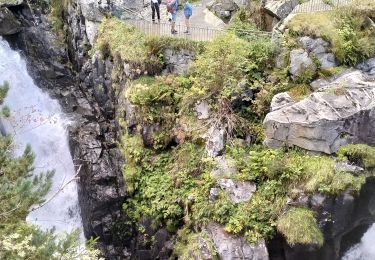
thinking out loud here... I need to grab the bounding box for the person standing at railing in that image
[167,0,179,34]
[151,0,161,24]
[183,1,192,34]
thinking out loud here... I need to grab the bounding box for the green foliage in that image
[145,36,205,57]
[337,144,375,173]
[0,83,99,258]
[49,0,70,32]
[184,33,274,105]
[96,18,203,73]
[277,207,324,246]
[229,3,266,31]
[293,63,317,84]
[252,68,292,117]
[174,229,218,260]
[96,18,150,64]
[0,81,9,104]
[288,3,375,66]
[0,136,101,259]
[125,75,190,149]
[2,106,10,117]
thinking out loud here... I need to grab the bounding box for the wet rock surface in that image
[269,178,375,260]
[0,7,21,35]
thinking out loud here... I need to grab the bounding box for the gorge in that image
[1,0,375,259]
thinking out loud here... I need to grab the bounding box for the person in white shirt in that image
[151,0,161,23]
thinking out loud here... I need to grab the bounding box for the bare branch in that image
[29,165,82,212]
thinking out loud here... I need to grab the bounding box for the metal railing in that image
[128,19,224,41]
[292,0,352,14]
[128,19,274,42]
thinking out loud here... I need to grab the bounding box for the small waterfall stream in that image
[0,38,83,236]
[343,225,375,260]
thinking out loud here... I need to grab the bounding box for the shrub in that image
[287,5,375,66]
[2,106,10,117]
[277,207,324,246]
[0,81,9,104]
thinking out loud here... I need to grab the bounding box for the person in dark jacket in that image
[151,0,161,23]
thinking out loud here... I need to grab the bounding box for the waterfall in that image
[342,224,375,260]
[0,37,83,237]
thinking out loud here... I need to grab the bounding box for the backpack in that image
[167,0,176,13]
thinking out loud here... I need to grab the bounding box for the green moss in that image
[277,207,324,246]
[287,84,311,101]
[174,230,218,260]
[337,144,375,173]
[319,66,347,78]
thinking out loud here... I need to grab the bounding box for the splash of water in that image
[0,37,83,236]
[342,224,375,260]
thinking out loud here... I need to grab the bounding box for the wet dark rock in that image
[270,178,375,260]
[0,7,21,35]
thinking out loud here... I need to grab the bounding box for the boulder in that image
[264,0,299,20]
[211,155,238,178]
[208,0,239,21]
[289,48,316,79]
[206,222,269,260]
[217,179,256,203]
[194,100,210,120]
[298,37,337,68]
[357,57,375,78]
[335,161,364,176]
[264,64,375,154]
[209,187,221,202]
[270,92,295,112]
[205,126,226,157]
[163,48,196,75]
[0,7,21,35]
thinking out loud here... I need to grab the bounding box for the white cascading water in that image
[342,224,375,260]
[0,37,83,237]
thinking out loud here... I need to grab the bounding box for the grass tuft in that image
[277,207,324,246]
